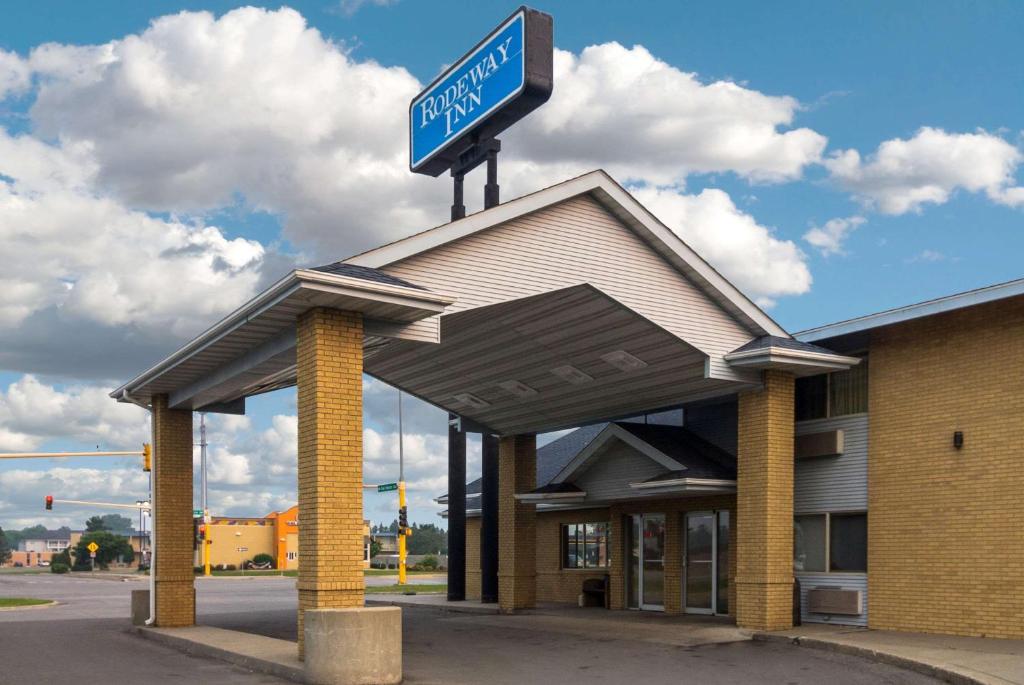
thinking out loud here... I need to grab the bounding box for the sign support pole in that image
[451,173,466,221]
[484,147,499,210]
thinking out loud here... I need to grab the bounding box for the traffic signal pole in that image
[397,390,407,585]
[200,414,211,577]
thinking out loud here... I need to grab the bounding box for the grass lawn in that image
[0,597,51,607]
[204,568,444,578]
[206,569,299,577]
[365,584,446,594]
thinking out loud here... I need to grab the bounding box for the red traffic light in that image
[45,495,53,510]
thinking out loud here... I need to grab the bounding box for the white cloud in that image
[335,0,397,17]
[0,128,277,378]
[826,127,1024,214]
[507,42,828,187]
[803,215,866,256]
[632,187,812,306]
[25,7,440,257]
[17,8,826,280]
[0,49,30,99]
[0,466,151,529]
[0,375,149,451]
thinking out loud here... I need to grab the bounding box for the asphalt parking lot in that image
[0,573,942,684]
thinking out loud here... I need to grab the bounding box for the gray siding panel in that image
[794,414,868,512]
[796,573,868,627]
[574,442,667,502]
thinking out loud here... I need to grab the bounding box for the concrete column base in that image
[304,607,402,685]
[131,589,150,626]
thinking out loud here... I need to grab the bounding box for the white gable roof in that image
[346,170,788,339]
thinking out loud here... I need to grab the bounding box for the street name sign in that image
[193,509,203,517]
[409,6,553,176]
[378,482,399,493]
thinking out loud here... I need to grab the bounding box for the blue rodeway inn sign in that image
[409,6,553,176]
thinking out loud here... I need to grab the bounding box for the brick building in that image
[111,171,1023,671]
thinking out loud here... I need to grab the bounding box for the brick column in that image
[498,434,536,612]
[607,511,625,610]
[296,308,364,657]
[151,394,195,627]
[735,369,795,631]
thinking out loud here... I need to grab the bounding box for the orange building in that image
[266,505,300,570]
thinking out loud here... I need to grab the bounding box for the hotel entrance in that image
[626,514,666,611]
[684,511,729,615]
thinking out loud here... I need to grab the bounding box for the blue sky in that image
[0,1,1021,530]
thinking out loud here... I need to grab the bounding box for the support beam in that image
[296,308,366,658]
[498,434,536,612]
[735,369,795,631]
[447,414,466,601]
[480,433,499,603]
[151,394,195,627]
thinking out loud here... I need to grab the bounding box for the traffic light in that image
[142,443,151,472]
[398,506,408,530]
[45,495,53,511]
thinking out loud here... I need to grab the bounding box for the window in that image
[287,551,297,561]
[795,357,868,421]
[793,515,827,572]
[561,522,609,569]
[829,513,867,572]
[793,512,867,573]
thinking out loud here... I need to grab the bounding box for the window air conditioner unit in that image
[807,587,862,615]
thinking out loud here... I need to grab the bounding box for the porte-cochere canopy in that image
[112,170,856,434]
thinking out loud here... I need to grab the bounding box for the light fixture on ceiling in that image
[452,392,490,409]
[601,350,648,372]
[498,380,538,398]
[550,364,593,385]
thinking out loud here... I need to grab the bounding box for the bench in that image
[581,575,610,609]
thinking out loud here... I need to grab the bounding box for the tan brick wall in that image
[736,370,795,631]
[498,434,536,612]
[533,497,736,615]
[868,297,1024,638]
[466,517,481,600]
[151,394,195,627]
[295,308,365,656]
[535,508,611,604]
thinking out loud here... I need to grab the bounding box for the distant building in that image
[196,506,371,570]
[17,529,75,554]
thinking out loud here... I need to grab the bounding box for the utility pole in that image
[200,414,211,577]
[397,390,408,585]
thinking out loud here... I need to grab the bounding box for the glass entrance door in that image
[685,510,730,615]
[627,513,666,611]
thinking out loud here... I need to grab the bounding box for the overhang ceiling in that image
[365,284,745,435]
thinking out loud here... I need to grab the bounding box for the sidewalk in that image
[754,624,1024,685]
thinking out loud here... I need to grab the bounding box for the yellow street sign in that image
[87,541,99,553]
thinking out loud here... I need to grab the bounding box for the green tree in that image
[72,531,134,570]
[407,523,448,555]
[370,539,382,559]
[98,514,133,534]
[85,516,109,532]
[0,527,11,566]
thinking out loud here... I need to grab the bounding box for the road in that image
[0,573,941,684]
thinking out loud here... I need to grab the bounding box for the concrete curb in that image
[752,632,991,685]
[0,600,58,612]
[366,597,500,616]
[133,626,304,683]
